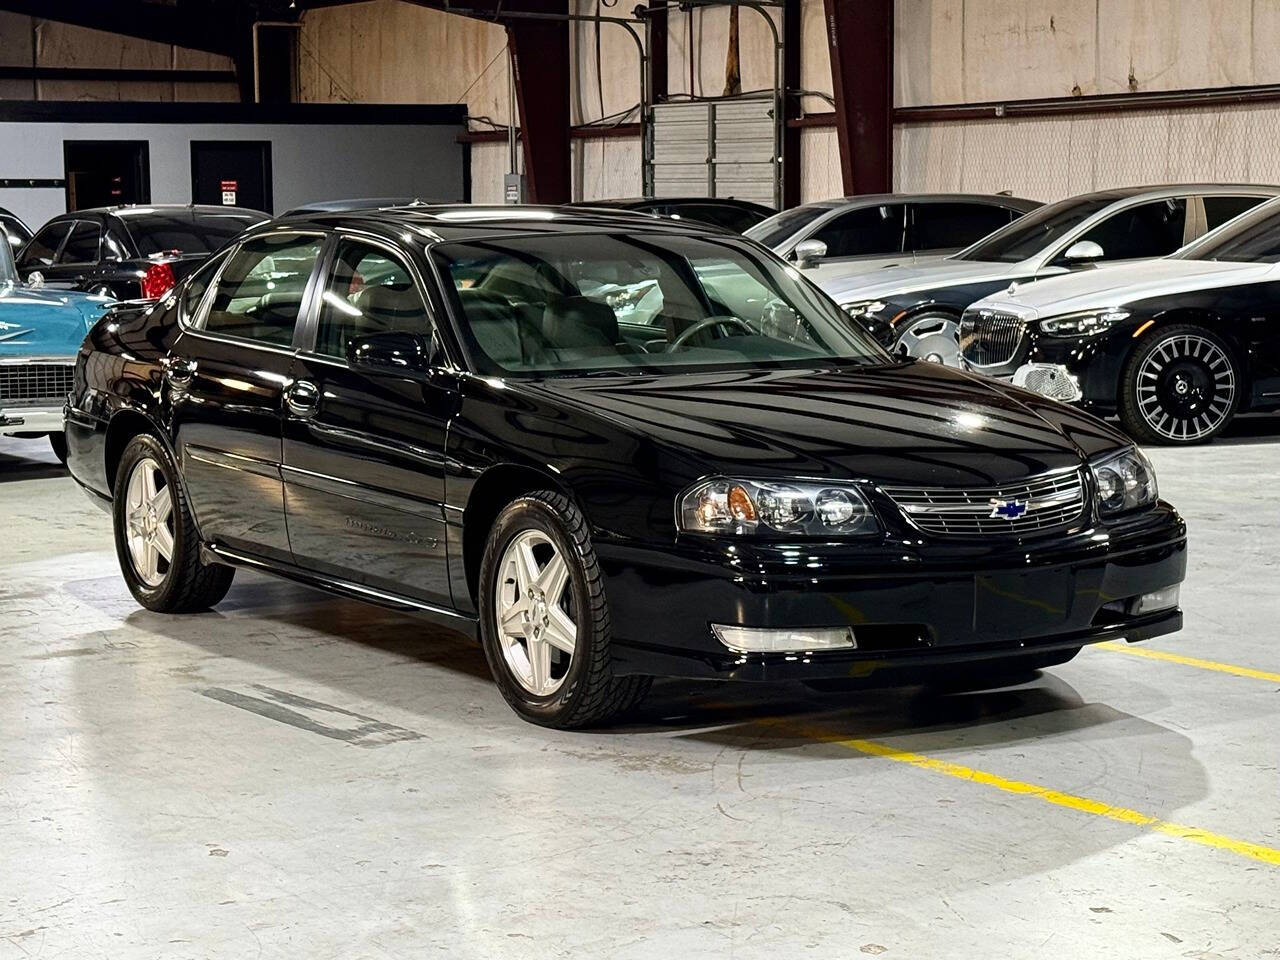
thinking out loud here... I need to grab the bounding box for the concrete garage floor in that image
[1,426,1278,960]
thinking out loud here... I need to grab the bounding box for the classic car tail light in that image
[140,262,176,300]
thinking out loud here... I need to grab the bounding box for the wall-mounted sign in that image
[220,179,238,205]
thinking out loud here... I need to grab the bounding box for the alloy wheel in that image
[123,456,175,587]
[893,315,962,366]
[1135,334,1236,442]
[494,529,577,696]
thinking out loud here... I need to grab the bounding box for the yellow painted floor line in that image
[1095,641,1280,683]
[787,726,1280,868]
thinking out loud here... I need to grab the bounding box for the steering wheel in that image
[666,315,755,352]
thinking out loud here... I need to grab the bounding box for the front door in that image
[170,230,325,562]
[282,235,455,606]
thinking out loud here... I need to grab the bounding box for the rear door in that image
[40,218,104,290]
[170,230,325,563]
[282,234,456,606]
[15,220,73,285]
[908,202,1015,262]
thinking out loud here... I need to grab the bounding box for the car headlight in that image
[1090,447,1157,516]
[1038,309,1130,336]
[678,478,880,536]
[842,300,886,319]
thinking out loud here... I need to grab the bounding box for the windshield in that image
[955,195,1117,263]
[745,205,831,248]
[435,232,889,378]
[1174,198,1280,263]
[125,211,267,256]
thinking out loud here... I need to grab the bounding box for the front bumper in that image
[0,404,64,434]
[600,505,1187,680]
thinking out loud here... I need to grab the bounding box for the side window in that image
[1071,199,1187,261]
[19,222,71,268]
[181,254,224,324]
[315,239,431,359]
[58,220,102,264]
[1203,195,1265,232]
[200,233,323,346]
[912,203,1011,251]
[811,204,905,258]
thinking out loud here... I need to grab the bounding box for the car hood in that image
[969,257,1276,319]
[522,361,1128,488]
[0,282,115,356]
[817,258,1022,304]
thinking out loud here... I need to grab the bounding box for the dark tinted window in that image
[181,255,223,322]
[744,205,830,248]
[912,202,1012,250]
[1203,195,1266,231]
[19,222,71,268]
[958,195,1116,262]
[812,204,905,257]
[1069,198,1186,262]
[126,211,266,256]
[201,233,322,345]
[1179,204,1280,263]
[316,240,432,358]
[59,220,101,264]
[676,203,770,233]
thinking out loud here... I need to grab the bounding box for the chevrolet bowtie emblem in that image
[990,498,1029,519]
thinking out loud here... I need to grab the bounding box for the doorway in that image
[63,141,150,211]
[191,141,273,213]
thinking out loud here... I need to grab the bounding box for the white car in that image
[745,193,1040,288]
[814,185,1279,365]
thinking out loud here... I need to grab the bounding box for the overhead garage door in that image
[648,95,778,206]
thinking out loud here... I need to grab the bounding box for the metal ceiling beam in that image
[823,0,892,195]
[0,1,243,56]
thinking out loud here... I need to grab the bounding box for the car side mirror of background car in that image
[1062,240,1104,265]
[793,239,827,269]
[347,331,431,375]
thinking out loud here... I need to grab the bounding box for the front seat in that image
[543,296,620,356]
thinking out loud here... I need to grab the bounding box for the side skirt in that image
[201,542,480,639]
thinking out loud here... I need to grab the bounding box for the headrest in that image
[543,296,618,349]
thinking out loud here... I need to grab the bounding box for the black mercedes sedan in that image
[568,196,774,233]
[64,206,1187,728]
[17,204,268,301]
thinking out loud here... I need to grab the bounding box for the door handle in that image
[285,379,320,418]
[163,357,197,387]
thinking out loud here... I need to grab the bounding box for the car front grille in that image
[0,362,75,407]
[881,469,1087,536]
[960,309,1026,368]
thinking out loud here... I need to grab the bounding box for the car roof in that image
[801,192,1042,210]
[270,204,748,242]
[569,196,774,211]
[51,204,267,219]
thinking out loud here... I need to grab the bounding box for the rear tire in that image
[1119,324,1240,445]
[478,490,650,728]
[112,433,234,613]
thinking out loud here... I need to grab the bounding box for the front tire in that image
[477,490,650,728]
[1119,324,1240,445]
[112,433,234,612]
[891,312,963,366]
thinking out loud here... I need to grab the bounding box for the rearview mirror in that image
[793,239,827,269]
[1062,240,1104,264]
[347,331,431,375]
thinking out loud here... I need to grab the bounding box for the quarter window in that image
[1069,199,1187,262]
[314,239,432,358]
[811,204,905,258]
[200,233,322,346]
[1203,195,1266,231]
[58,220,102,264]
[19,222,71,268]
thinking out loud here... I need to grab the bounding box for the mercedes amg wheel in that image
[1119,324,1240,445]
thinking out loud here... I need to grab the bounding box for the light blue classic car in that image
[1,226,115,461]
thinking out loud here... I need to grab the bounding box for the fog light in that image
[711,625,857,653]
[1133,584,1180,615]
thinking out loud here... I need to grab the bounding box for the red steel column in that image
[823,0,893,195]
[506,0,572,204]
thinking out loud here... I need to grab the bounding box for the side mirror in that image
[1062,240,1104,265]
[347,331,431,375]
[793,238,827,269]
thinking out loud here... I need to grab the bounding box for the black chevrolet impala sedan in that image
[64,206,1188,728]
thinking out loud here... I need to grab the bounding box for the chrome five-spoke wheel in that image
[123,456,175,587]
[494,529,577,696]
[892,313,962,367]
[1130,330,1238,444]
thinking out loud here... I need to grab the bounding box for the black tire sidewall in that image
[1121,324,1240,445]
[478,495,601,725]
[112,433,187,610]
